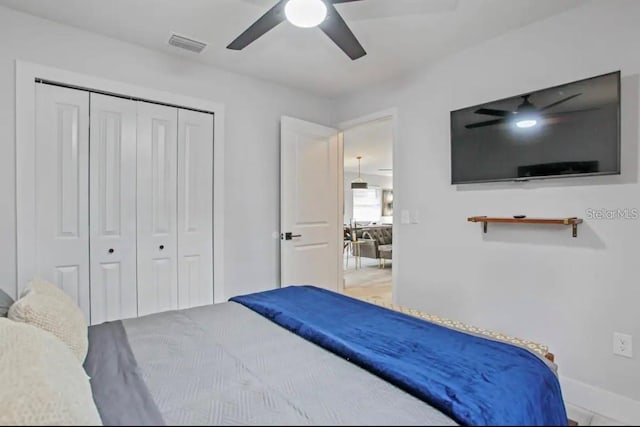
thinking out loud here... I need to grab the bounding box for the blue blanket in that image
[231,286,567,426]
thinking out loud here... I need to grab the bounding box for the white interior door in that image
[177,109,214,309]
[89,93,138,324]
[137,102,179,316]
[280,116,340,291]
[34,84,91,320]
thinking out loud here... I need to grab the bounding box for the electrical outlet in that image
[613,332,633,358]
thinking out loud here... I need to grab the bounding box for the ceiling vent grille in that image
[168,33,207,53]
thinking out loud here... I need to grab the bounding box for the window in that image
[353,188,382,223]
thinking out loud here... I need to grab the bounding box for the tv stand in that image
[468,216,583,238]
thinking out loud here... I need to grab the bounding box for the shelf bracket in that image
[483,222,488,233]
[572,223,578,238]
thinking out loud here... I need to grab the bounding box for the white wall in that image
[344,172,393,225]
[0,6,332,300]
[4,0,640,421]
[333,0,640,422]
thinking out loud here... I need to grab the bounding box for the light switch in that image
[401,210,410,224]
[411,210,420,224]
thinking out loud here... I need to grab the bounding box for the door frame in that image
[15,60,226,303]
[338,108,398,303]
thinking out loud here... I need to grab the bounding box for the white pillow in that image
[9,279,88,363]
[0,318,102,426]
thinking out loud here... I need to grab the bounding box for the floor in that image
[566,404,627,426]
[342,255,392,305]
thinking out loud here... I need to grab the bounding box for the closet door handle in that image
[108,248,114,254]
[159,245,165,250]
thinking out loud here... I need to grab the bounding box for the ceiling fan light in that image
[516,119,538,129]
[284,0,328,28]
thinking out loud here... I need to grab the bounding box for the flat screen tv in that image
[450,71,621,184]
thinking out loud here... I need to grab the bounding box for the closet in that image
[31,83,213,324]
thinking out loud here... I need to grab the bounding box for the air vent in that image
[168,33,207,53]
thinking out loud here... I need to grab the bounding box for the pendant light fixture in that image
[351,156,368,190]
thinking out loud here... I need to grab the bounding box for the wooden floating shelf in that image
[468,216,584,238]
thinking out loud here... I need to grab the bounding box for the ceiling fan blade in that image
[319,4,366,60]
[541,93,582,111]
[227,1,286,50]
[465,118,506,129]
[542,107,602,125]
[474,108,513,117]
[544,107,600,116]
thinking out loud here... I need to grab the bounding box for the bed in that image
[84,286,567,426]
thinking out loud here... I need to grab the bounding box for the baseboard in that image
[561,375,640,425]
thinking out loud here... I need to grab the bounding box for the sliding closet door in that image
[89,94,138,324]
[34,84,91,320]
[177,109,214,308]
[137,102,179,316]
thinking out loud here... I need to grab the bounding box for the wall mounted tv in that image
[450,71,621,184]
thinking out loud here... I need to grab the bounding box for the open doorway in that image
[341,116,394,305]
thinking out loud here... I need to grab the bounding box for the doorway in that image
[340,115,394,305]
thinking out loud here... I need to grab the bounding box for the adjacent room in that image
[342,116,394,305]
[1,1,639,426]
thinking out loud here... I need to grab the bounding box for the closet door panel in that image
[137,102,178,316]
[34,84,90,321]
[89,93,138,325]
[178,109,213,309]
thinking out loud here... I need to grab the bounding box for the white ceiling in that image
[344,117,393,176]
[0,0,584,97]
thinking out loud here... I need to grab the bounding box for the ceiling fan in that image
[227,0,367,60]
[465,93,583,129]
